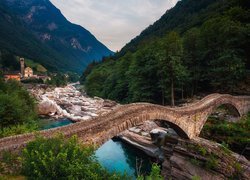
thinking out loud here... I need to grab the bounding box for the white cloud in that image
[50,0,178,51]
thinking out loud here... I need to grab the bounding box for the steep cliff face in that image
[0,0,113,73]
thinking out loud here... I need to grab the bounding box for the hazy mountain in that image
[0,0,113,73]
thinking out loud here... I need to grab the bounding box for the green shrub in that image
[46,73,67,87]
[0,80,37,129]
[191,175,201,180]
[198,146,207,156]
[201,114,250,157]
[205,155,218,170]
[231,162,243,179]
[0,123,37,138]
[0,151,21,175]
[190,158,202,167]
[187,144,207,156]
[21,135,129,180]
[220,142,231,155]
[137,163,163,180]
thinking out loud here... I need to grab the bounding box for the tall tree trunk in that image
[162,88,165,106]
[191,82,194,97]
[181,85,184,100]
[194,66,198,96]
[171,78,175,107]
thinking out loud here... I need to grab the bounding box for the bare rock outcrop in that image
[162,154,225,180]
[118,121,250,180]
[162,137,250,180]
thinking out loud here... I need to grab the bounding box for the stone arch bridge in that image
[0,93,250,152]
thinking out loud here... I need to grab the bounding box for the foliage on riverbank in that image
[45,73,67,87]
[45,72,79,87]
[186,140,246,179]
[200,112,250,159]
[0,124,38,138]
[137,163,163,180]
[0,135,163,180]
[0,79,38,138]
[22,135,128,179]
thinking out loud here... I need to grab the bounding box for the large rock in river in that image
[37,100,59,115]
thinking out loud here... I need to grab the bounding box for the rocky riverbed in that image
[28,83,119,122]
[118,121,250,179]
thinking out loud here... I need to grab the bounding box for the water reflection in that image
[38,118,73,130]
[95,138,153,179]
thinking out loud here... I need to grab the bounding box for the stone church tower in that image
[20,58,25,77]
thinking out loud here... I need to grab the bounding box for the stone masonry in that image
[0,93,250,152]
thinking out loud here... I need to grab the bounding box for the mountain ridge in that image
[82,0,249,104]
[117,0,236,58]
[0,0,113,73]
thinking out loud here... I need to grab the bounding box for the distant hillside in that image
[118,0,216,55]
[82,0,250,105]
[118,0,249,60]
[0,0,113,73]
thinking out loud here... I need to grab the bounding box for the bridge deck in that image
[0,94,250,152]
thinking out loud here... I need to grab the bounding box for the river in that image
[38,118,153,179]
[38,117,73,130]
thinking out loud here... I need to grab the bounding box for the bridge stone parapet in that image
[0,94,250,152]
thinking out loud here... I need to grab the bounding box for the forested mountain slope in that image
[0,0,113,73]
[82,0,250,105]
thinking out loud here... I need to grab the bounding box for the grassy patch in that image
[220,142,231,155]
[189,153,219,171]
[231,162,243,179]
[200,113,250,158]
[191,175,201,180]
[22,58,47,73]
[0,123,37,138]
[205,155,218,170]
[190,158,203,167]
[0,151,22,175]
[0,175,25,180]
[187,144,207,156]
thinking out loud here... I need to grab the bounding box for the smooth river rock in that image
[30,83,118,122]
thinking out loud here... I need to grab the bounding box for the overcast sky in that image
[50,0,178,51]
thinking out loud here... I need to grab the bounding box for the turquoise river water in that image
[39,118,153,179]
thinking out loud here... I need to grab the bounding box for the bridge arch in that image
[195,100,243,137]
[209,102,242,118]
[0,94,249,152]
[89,106,192,146]
[154,119,190,139]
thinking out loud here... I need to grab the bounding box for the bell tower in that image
[20,58,25,77]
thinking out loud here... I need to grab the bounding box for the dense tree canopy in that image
[81,0,249,105]
[0,79,38,137]
[0,50,20,71]
[0,80,37,128]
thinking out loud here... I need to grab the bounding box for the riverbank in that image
[116,118,250,179]
[27,83,118,122]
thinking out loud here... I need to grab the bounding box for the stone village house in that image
[3,58,50,82]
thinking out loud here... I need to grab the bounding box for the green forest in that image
[81,0,250,106]
[0,79,38,137]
